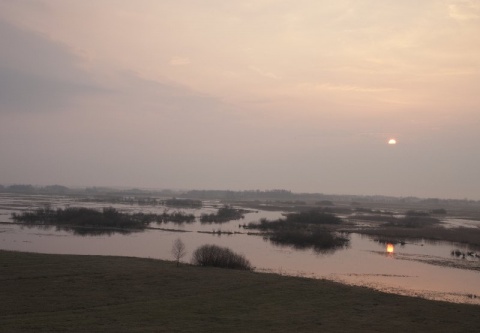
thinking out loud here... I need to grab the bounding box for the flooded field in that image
[1,193,479,305]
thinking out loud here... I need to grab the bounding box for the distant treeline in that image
[0,184,180,198]
[2,184,479,206]
[78,197,203,207]
[181,189,295,200]
[1,184,72,194]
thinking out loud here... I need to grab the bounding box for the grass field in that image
[1,250,479,332]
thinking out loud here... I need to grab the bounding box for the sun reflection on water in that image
[386,243,394,254]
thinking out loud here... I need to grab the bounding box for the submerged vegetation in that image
[11,206,196,235]
[247,210,349,251]
[200,205,246,223]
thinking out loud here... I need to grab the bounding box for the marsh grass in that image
[1,250,479,333]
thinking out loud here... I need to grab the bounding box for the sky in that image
[1,0,479,200]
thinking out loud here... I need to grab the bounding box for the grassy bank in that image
[1,250,479,333]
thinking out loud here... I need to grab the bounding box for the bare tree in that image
[171,238,187,266]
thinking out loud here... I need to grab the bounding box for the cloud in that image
[169,56,191,66]
[0,67,100,112]
[110,71,224,117]
[0,19,102,113]
[310,83,398,93]
[448,1,480,21]
[249,66,280,79]
[0,20,214,115]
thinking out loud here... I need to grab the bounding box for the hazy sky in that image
[1,0,479,199]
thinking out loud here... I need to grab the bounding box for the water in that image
[442,217,480,229]
[1,193,479,305]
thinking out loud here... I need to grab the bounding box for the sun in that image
[388,138,397,145]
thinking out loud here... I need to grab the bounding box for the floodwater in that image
[1,193,479,305]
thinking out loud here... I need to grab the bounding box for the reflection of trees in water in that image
[266,235,348,255]
[58,226,140,236]
[19,220,143,236]
[267,229,350,253]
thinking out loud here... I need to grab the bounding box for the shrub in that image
[11,206,197,235]
[247,210,342,230]
[191,245,252,270]
[200,206,245,223]
[11,207,155,235]
[247,218,287,231]
[161,211,196,223]
[270,227,349,251]
[246,212,349,251]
